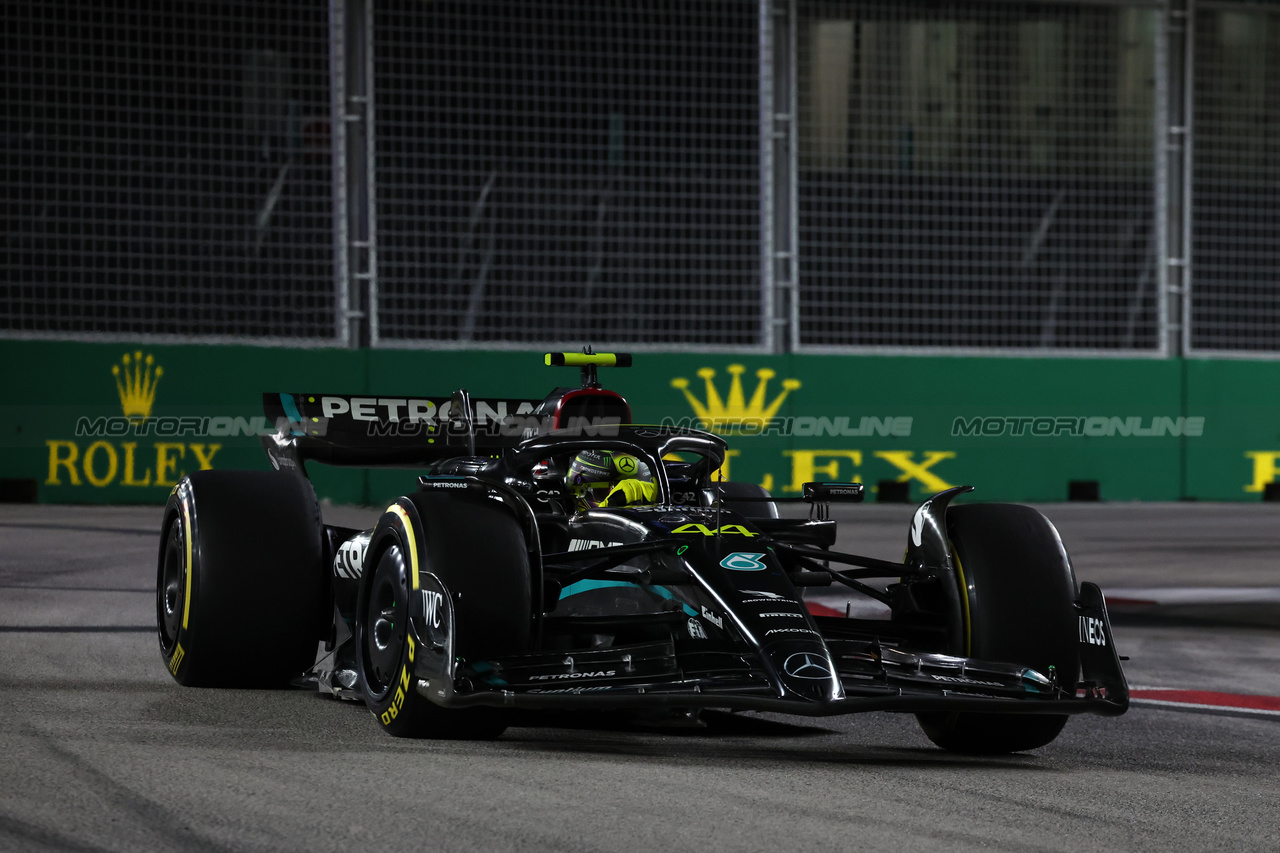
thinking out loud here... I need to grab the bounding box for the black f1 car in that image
[155,352,1128,753]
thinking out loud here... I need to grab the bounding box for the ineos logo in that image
[423,591,444,629]
[1079,615,1107,646]
[782,652,831,680]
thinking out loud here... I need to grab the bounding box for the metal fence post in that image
[1162,0,1193,357]
[1179,0,1195,358]
[329,1,351,346]
[329,0,376,348]
[764,0,798,354]
[759,0,776,352]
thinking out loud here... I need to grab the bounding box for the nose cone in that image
[767,642,842,702]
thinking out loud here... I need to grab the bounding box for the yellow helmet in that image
[567,450,649,509]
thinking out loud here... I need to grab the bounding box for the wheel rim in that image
[156,519,185,654]
[363,544,408,699]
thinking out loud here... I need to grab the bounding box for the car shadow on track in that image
[495,711,1052,770]
[497,734,1050,770]
[304,693,1060,769]
[502,708,831,738]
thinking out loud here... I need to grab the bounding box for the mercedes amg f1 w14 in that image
[155,352,1128,753]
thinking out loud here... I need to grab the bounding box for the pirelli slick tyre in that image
[717,481,780,520]
[156,470,324,687]
[356,491,532,739]
[916,503,1081,754]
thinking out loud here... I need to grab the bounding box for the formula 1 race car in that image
[155,352,1128,754]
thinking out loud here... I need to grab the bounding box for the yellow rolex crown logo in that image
[112,351,163,421]
[671,364,800,433]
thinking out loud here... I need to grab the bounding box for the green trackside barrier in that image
[1183,358,1280,501]
[626,354,1186,504]
[3,340,368,505]
[4,339,1279,504]
[371,350,1185,502]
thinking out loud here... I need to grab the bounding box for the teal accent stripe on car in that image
[558,579,698,617]
[279,394,305,435]
[470,660,508,686]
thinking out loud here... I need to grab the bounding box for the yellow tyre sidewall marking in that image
[378,503,420,726]
[181,498,193,630]
[951,546,973,656]
[388,503,420,592]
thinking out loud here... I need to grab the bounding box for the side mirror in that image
[802,482,865,503]
[447,388,475,455]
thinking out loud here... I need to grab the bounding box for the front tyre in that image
[156,470,324,687]
[357,492,532,738]
[357,540,434,736]
[916,503,1080,754]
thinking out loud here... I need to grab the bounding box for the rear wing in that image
[258,350,633,473]
[260,390,545,471]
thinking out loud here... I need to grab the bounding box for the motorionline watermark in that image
[76,415,296,438]
[659,416,913,437]
[363,415,624,438]
[73,414,631,440]
[951,416,1205,438]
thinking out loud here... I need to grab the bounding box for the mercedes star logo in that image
[782,652,831,680]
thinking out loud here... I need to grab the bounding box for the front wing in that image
[408,573,1128,718]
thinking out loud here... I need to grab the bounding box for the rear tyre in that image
[357,492,531,739]
[916,503,1080,754]
[156,470,324,687]
[716,481,780,520]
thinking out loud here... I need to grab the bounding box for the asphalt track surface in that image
[2,501,1279,852]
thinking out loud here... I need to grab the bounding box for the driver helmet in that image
[567,449,651,510]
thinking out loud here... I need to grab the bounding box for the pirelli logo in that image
[168,643,185,675]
